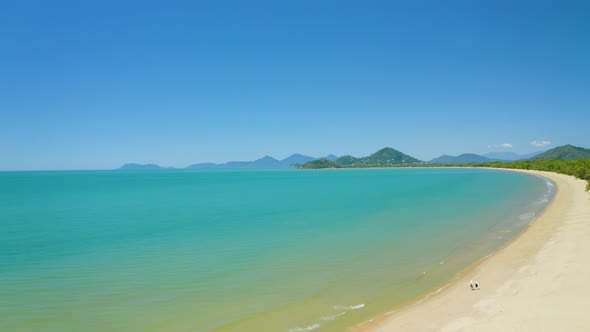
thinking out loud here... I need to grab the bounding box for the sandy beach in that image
[362,170,590,332]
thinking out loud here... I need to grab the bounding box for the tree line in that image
[436,159,590,192]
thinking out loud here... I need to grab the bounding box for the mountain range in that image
[482,151,543,161]
[119,163,175,170]
[429,153,494,164]
[430,151,544,164]
[118,154,338,170]
[186,154,338,169]
[118,145,589,170]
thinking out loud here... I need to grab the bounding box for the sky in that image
[1,0,589,170]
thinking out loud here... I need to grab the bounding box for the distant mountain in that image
[483,152,519,161]
[252,156,281,168]
[119,163,171,170]
[187,162,218,169]
[529,145,590,160]
[279,154,316,166]
[519,151,544,159]
[186,158,265,169]
[359,147,421,165]
[430,153,492,164]
[219,161,251,168]
[321,154,338,161]
[335,155,360,166]
[483,151,543,161]
[302,147,421,168]
[185,153,337,169]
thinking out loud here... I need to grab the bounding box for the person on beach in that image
[475,281,479,290]
[469,280,474,290]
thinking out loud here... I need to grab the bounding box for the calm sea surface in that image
[0,168,553,331]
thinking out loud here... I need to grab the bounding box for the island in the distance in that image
[118,144,590,175]
[298,147,422,168]
[118,154,338,170]
[119,163,176,170]
[299,144,590,170]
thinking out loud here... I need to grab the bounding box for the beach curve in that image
[361,170,590,332]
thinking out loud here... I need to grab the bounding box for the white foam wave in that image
[333,303,365,310]
[288,323,321,332]
[320,312,346,321]
[533,197,549,205]
[518,211,536,221]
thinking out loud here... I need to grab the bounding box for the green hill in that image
[301,147,421,168]
[299,159,341,169]
[335,155,360,166]
[358,147,421,166]
[530,145,590,160]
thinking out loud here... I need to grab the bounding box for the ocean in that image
[0,168,553,331]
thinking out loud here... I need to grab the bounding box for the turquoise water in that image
[0,168,553,331]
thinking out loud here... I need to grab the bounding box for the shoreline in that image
[359,169,590,331]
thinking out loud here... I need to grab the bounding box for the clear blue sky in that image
[1,0,589,170]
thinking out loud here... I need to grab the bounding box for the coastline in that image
[360,169,590,331]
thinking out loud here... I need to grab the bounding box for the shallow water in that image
[0,168,553,331]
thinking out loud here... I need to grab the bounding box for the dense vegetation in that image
[413,159,590,192]
[476,159,590,191]
[299,159,341,169]
[302,147,422,168]
[358,147,422,166]
[335,155,360,166]
[299,145,590,191]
